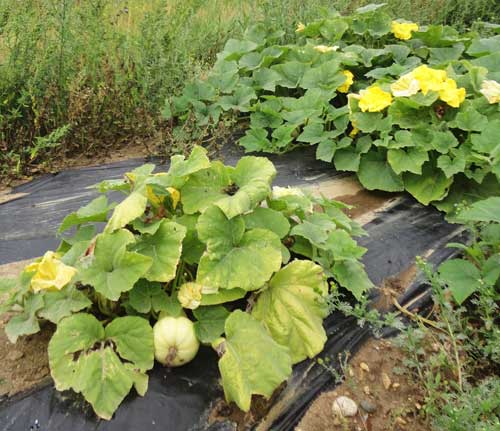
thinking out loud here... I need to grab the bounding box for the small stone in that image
[396,417,408,425]
[360,399,377,414]
[363,385,370,395]
[392,382,400,389]
[360,362,370,372]
[415,402,422,410]
[332,396,358,417]
[7,350,24,361]
[348,367,355,377]
[381,372,392,390]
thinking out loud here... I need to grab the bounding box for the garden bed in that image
[0,146,462,430]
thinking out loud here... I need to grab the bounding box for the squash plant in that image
[0,146,372,419]
[165,4,500,214]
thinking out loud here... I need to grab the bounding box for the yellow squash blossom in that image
[349,127,360,138]
[167,187,181,209]
[391,21,419,40]
[480,79,500,104]
[391,72,420,97]
[313,44,339,53]
[25,251,77,293]
[439,78,466,108]
[412,65,447,94]
[296,22,306,33]
[177,282,217,310]
[357,86,393,112]
[178,283,203,310]
[338,70,354,93]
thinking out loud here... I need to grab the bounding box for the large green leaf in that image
[180,162,232,214]
[174,214,206,265]
[216,157,276,218]
[5,294,44,343]
[38,287,91,323]
[243,207,290,238]
[458,197,500,223]
[387,148,429,175]
[404,164,453,205]
[127,279,170,314]
[133,220,186,282]
[197,228,282,291]
[48,313,154,420]
[252,260,328,363]
[290,213,337,246]
[182,157,276,218]
[333,260,373,300]
[78,229,152,300]
[218,311,292,411]
[193,305,230,344]
[59,196,114,233]
[200,288,247,305]
[105,191,147,233]
[358,151,404,192]
[324,230,367,261]
[301,60,344,90]
[197,206,245,258]
[438,259,481,304]
[105,316,154,371]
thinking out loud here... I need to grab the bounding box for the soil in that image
[296,338,430,431]
[0,260,54,398]
[1,136,155,193]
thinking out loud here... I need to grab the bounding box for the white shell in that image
[153,316,200,367]
[332,396,358,417]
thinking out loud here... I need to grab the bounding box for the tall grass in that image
[0,0,498,180]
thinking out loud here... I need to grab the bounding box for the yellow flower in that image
[25,251,77,293]
[349,127,359,138]
[178,283,203,310]
[296,22,306,33]
[358,86,393,112]
[177,282,217,310]
[313,44,339,53]
[167,187,180,209]
[412,65,447,94]
[438,78,466,108]
[391,21,419,40]
[338,70,354,93]
[480,79,500,104]
[391,72,420,97]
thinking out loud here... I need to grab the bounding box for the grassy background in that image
[0,0,499,180]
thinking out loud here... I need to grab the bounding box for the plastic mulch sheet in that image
[0,146,462,431]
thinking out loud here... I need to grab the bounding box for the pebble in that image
[396,417,408,425]
[363,385,370,395]
[360,399,377,414]
[7,350,24,361]
[382,372,392,390]
[360,362,370,372]
[392,382,400,389]
[332,396,358,417]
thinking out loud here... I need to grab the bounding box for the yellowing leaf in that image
[252,260,328,363]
